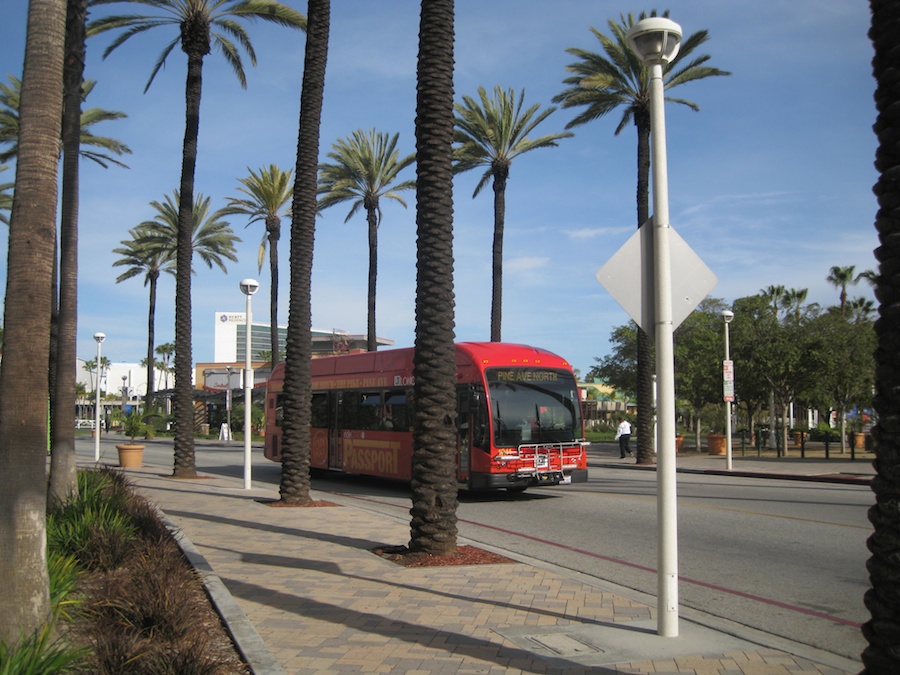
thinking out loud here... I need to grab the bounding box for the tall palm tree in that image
[0,0,66,645]
[0,75,131,167]
[318,129,415,351]
[0,61,131,505]
[132,189,240,435]
[864,3,900,671]
[49,0,91,507]
[0,164,11,225]
[112,224,176,412]
[553,12,728,466]
[454,86,572,342]
[279,0,329,506]
[761,284,787,317]
[408,0,458,556]
[221,164,293,364]
[89,0,306,478]
[826,265,858,316]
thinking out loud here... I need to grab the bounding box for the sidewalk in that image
[84,445,865,674]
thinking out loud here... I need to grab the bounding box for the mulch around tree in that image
[371,544,516,567]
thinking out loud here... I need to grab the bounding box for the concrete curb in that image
[589,460,873,485]
[158,511,285,675]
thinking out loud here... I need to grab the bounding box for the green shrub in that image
[0,623,87,675]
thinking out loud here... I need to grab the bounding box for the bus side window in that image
[311,392,328,428]
[274,394,284,428]
[384,389,408,430]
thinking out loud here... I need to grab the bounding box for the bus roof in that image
[268,342,573,383]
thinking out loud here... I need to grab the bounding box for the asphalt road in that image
[82,436,871,661]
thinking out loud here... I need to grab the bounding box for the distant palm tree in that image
[113,224,176,412]
[318,129,415,351]
[0,164,11,225]
[761,284,787,317]
[553,12,728,466]
[279,0,329,506]
[0,75,131,167]
[780,287,808,321]
[863,2,900,671]
[408,0,458,557]
[453,86,572,342]
[827,265,859,316]
[221,164,293,364]
[88,0,306,478]
[847,297,875,325]
[155,342,175,391]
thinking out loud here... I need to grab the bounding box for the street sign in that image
[723,359,734,401]
[596,218,718,334]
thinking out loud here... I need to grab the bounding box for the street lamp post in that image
[722,310,735,471]
[93,332,106,461]
[226,365,234,444]
[240,279,259,490]
[626,15,682,638]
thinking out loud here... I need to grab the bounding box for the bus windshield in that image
[486,368,581,447]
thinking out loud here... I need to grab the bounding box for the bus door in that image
[456,387,471,483]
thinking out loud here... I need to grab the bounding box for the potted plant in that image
[116,411,152,468]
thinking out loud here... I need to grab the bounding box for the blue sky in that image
[1,0,878,377]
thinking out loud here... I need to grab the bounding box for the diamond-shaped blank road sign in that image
[596,219,717,334]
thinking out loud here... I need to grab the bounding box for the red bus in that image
[264,342,588,491]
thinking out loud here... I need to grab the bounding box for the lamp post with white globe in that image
[93,332,106,461]
[240,279,259,490]
[626,15,683,638]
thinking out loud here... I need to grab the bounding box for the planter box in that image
[707,433,727,456]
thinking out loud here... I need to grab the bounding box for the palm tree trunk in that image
[0,0,66,644]
[172,49,204,478]
[145,271,158,411]
[280,0,329,504]
[862,1,900,671]
[490,170,507,342]
[408,0,458,556]
[635,111,655,464]
[49,0,87,504]
[366,206,377,351]
[267,218,280,363]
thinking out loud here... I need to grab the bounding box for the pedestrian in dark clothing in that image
[615,417,633,458]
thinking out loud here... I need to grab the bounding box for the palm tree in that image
[138,190,241,273]
[863,3,900,671]
[0,75,131,167]
[155,342,175,390]
[0,164,11,225]
[780,287,808,321]
[88,0,306,478]
[760,284,786,317]
[0,0,66,645]
[49,0,90,507]
[553,12,728,466]
[221,164,293,364]
[454,86,571,342]
[279,0,329,506]
[132,189,240,446]
[408,0,458,556]
[318,129,415,351]
[826,265,858,316]
[847,297,875,325]
[113,224,176,412]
